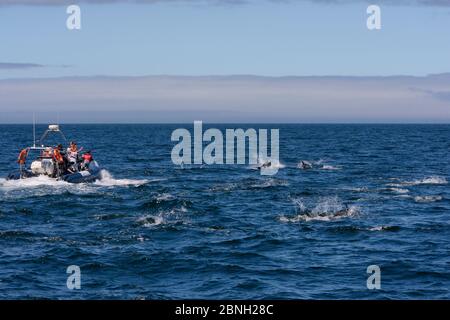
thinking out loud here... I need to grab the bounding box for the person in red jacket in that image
[17,148,30,178]
[81,150,93,170]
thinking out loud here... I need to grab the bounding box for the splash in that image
[313,159,326,165]
[94,170,150,187]
[270,160,285,169]
[136,215,164,228]
[256,155,285,169]
[280,196,359,222]
[310,196,349,215]
[291,198,307,212]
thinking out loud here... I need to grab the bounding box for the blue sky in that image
[1,1,450,78]
[1,1,450,123]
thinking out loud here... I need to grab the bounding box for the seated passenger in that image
[81,151,93,170]
[67,142,79,172]
[42,147,53,158]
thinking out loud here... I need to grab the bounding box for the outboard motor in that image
[31,160,44,175]
[30,159,55,176]
[41,159,55,176]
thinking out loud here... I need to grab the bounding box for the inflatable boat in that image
[6,160,102,184]
[6,124,103,184]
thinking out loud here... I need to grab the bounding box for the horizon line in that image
[2,72,450,82]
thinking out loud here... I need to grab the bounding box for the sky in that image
[1,0,450,123]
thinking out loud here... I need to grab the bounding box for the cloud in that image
[0,62,45,70]
[0,0,449,6]
[431,91,450,101]
[0,62,72,70]
[411,86,450,102]
[0,74,449,123]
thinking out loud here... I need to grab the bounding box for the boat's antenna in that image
[33,112,36,148]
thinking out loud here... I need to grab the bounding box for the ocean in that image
[0,124,449,299]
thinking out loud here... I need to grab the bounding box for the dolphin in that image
[298,160,313,170]
[258,161,272,170]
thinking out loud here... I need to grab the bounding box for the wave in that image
[414,195,443,203]
[155,193,176,202]
[0,230,37,239]
[368,226,401,232]
[330,225,401,233]
[141,194,191,210]
[210,178,288,192]
[248,178,289,189]
[385,187,410,194]
[387,176,448,187]
[346,187,370,192]
[412,176,448,185]
[209,183,238,192]
[321,165,341,170]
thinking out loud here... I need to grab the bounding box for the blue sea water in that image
[0,124,449,299]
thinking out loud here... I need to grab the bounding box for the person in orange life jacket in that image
[81,151,93,171]
[53,147,65,177]
[56,144,68,170]
[17,148,30,178]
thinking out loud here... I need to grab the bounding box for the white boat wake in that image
[94,170,150,187]
[0,170,153,199]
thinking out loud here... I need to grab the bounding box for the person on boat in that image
[53,147,65,177]
[57,144,65,156]
[57,144,68,172]
[67,142,80,173]
[17,148,30,178]
[81,150,93,171]
[42,147,53,158]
